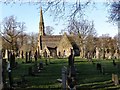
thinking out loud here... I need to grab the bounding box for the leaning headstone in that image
[114,74,119,85]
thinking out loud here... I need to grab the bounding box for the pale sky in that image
[0,1,118,37]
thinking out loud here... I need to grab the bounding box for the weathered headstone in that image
[43,49,47,58]
[21,50,24,59]
[2,59,7,89]
[10,52,15,68]
[8,67,13,87]
[96,63,102,73]
[4,50,8,59]
[68,49,74,67]
[62,66,67,89]
[113,60,116,66]
[101,67,105,75]
[45,59,48,65]
[114,74,119,85]
[25,52,28,63]
[112,73,115,82]
[39,62,43,70]
[112,74,119,85]
[67,49,77,89]
[29,51,31,62]
[34,50,37,62]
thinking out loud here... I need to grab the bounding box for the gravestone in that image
[29,51,31,62]
[43,49,47,58]
[112,73,115,82]
[21,50,24,59]
[2,59,7,89]
[5,50,8,59]
[67,49,77,89]
[34,50,37,62]
[114,74,119,85]
[33,62,38,73]
[113,60,116,66]
[101,67,105,75]
[39,62,43,70]
[68,49,74,67]
[45,59,48,65]
[25,52,28,63]
[10,52,15,68]
[62,66,67,89]
[112,74,119,85]
[28,66,34,76]
[96,63,102,73]
[8,67,13,87]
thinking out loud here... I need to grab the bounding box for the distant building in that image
[37,8,80,58]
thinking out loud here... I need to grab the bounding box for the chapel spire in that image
[39,7,45,36]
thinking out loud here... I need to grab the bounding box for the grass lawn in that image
[5,57,120,89]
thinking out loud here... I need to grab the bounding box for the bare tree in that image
[108,1,120,23]
[29,32,38,52]
[45,26,54,35]
[62,19,96,58]
[0,0,94,20]
[66,19,96,38]
[0,15,26,52]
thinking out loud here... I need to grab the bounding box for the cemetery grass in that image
[10,57,120,89]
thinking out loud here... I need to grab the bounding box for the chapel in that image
[37,8,80,58]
